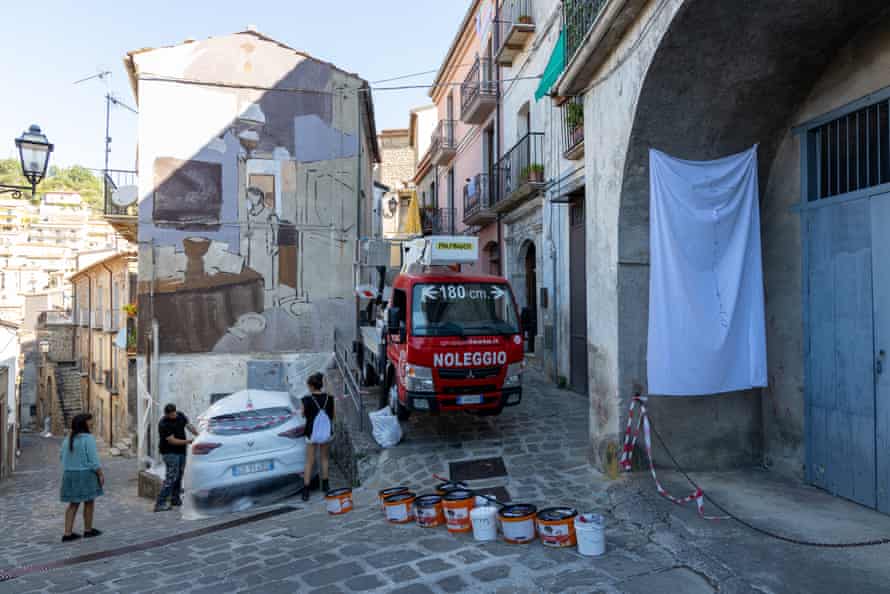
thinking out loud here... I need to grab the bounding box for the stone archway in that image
[600,0,890,472]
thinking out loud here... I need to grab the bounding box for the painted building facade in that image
[126,30,379,460]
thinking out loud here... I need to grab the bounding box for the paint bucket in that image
[435,481,468,496]
[574,513,606,556]
[470,505,498,541]
[383,491,416,524]
[498,504,537,544]
[536,507,578,548]
[378,487,410,511]
[442,489,475,533]
[325,488,353,515]
[414,494,445,528]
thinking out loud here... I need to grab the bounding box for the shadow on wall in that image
[134,33,368,357]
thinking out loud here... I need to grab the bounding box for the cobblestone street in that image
[3,371,890,593]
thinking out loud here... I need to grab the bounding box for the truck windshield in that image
[411,283,520,337]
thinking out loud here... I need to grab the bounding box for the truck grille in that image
[438,366,501,380]
[442,384,498,395]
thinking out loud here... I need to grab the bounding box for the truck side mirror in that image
[387,307,401,334]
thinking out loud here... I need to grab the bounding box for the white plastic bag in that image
[369,407,402,448]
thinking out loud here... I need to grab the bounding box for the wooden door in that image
[569,200,588,393]
[806,198,876,507]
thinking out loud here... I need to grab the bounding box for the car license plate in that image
[232,461,273,477]
[457,395,483,405]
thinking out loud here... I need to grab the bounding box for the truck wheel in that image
[383,370,411,421]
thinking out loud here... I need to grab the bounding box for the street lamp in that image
[1,124,53,198]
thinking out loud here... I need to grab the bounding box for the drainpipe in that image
[494,0,504,276]
[101,261,114,446]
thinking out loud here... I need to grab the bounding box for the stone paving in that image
[3,370,890,593]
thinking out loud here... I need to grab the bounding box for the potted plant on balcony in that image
[122,303,137,317]
[521,163,545,184]
[566,102,584,146]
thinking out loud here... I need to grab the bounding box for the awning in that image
[399,191,422,236]
[535,29,565,101]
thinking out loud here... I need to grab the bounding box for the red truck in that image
[359,237,525,419]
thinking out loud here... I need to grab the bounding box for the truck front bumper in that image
[404,388,522,413]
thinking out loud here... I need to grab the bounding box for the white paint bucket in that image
[470,505,498,541]
[574,513,606,556]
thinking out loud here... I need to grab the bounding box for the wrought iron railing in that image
[104,169,138,217]
[494,132,546,205]
[421,208,456,235]
[463,173,493,218]
[562,95,585,155]
[564,0,609,65]
[498,0,535,48]
[430,120,457,154]
[461,56,497,117]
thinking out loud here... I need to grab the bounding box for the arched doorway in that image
[520,241,537,353]
[610,0,890,500]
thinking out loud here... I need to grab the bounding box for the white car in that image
[184,390,310,511]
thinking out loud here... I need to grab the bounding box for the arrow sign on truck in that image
[421,286,440,302]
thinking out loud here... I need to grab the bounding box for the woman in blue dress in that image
[60,413,104,542]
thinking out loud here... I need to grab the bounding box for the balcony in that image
[558,0,645,96]
[460,57,497,125]
[430,120,457,166]
[562,96,585,160]
[103,169,138,243]
[493,132,546,213]
[420,208,456,235]
[496,0,536,66]
[463,173,496,226]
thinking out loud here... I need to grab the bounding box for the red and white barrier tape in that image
[620,395,727,520]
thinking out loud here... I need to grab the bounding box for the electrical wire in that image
[647,417,890,548]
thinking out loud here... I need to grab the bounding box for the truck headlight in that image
[503,361,525,388]
[405,363,435,393]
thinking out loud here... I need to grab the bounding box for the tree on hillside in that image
[0,158,104,211]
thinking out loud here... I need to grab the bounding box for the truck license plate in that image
[233,461,273,476]
[457,395,483,405]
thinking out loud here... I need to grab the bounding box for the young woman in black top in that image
[301,372,334,501]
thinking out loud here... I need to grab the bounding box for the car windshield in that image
[412,283,520,337]
[207,407,294,435]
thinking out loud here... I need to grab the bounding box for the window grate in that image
[811,99,890,200]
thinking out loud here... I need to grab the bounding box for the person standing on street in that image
[300,372,334,501]
[60,413,104,542]
[154,403,198,512]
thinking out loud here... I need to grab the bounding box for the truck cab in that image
[381,245,525,418]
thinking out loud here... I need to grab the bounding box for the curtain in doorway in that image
[647,146,767,396]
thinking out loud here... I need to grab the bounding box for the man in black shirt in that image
[154,403,198,512]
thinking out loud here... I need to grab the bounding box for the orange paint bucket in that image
[325,488,353,515]
[442,489,475,533]
[536,507,578,548]
[498,504,537,544]
[383,491,416,524]
[414,494,445,528]
[378,487,410,511]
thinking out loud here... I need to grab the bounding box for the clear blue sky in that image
[0,0,469,171]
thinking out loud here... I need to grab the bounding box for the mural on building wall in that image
[134,32,373,357]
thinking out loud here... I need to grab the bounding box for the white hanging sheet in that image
[647,146,767,396]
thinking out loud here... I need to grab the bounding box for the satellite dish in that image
[111,184,138,207]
